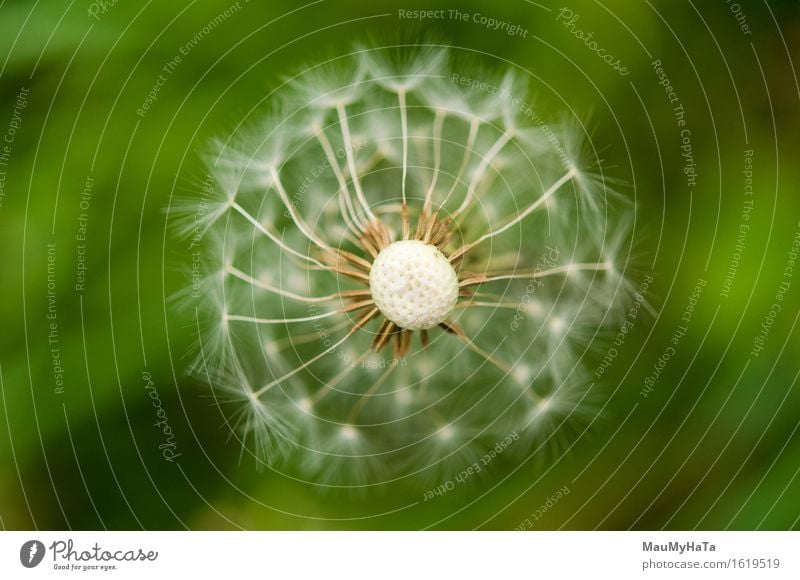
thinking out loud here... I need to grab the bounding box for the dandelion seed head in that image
[369,240,459,330]
[176,44,641,486]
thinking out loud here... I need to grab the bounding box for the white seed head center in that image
[369,240,459,330]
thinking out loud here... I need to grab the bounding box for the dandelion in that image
[175,46,636,487]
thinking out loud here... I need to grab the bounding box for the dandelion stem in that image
[449,168,577,263]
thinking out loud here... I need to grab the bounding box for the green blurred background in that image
[0,0,798,530]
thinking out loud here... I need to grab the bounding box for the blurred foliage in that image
[0,0,798,530]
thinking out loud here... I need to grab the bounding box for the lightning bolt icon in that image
[28,542,38,564]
